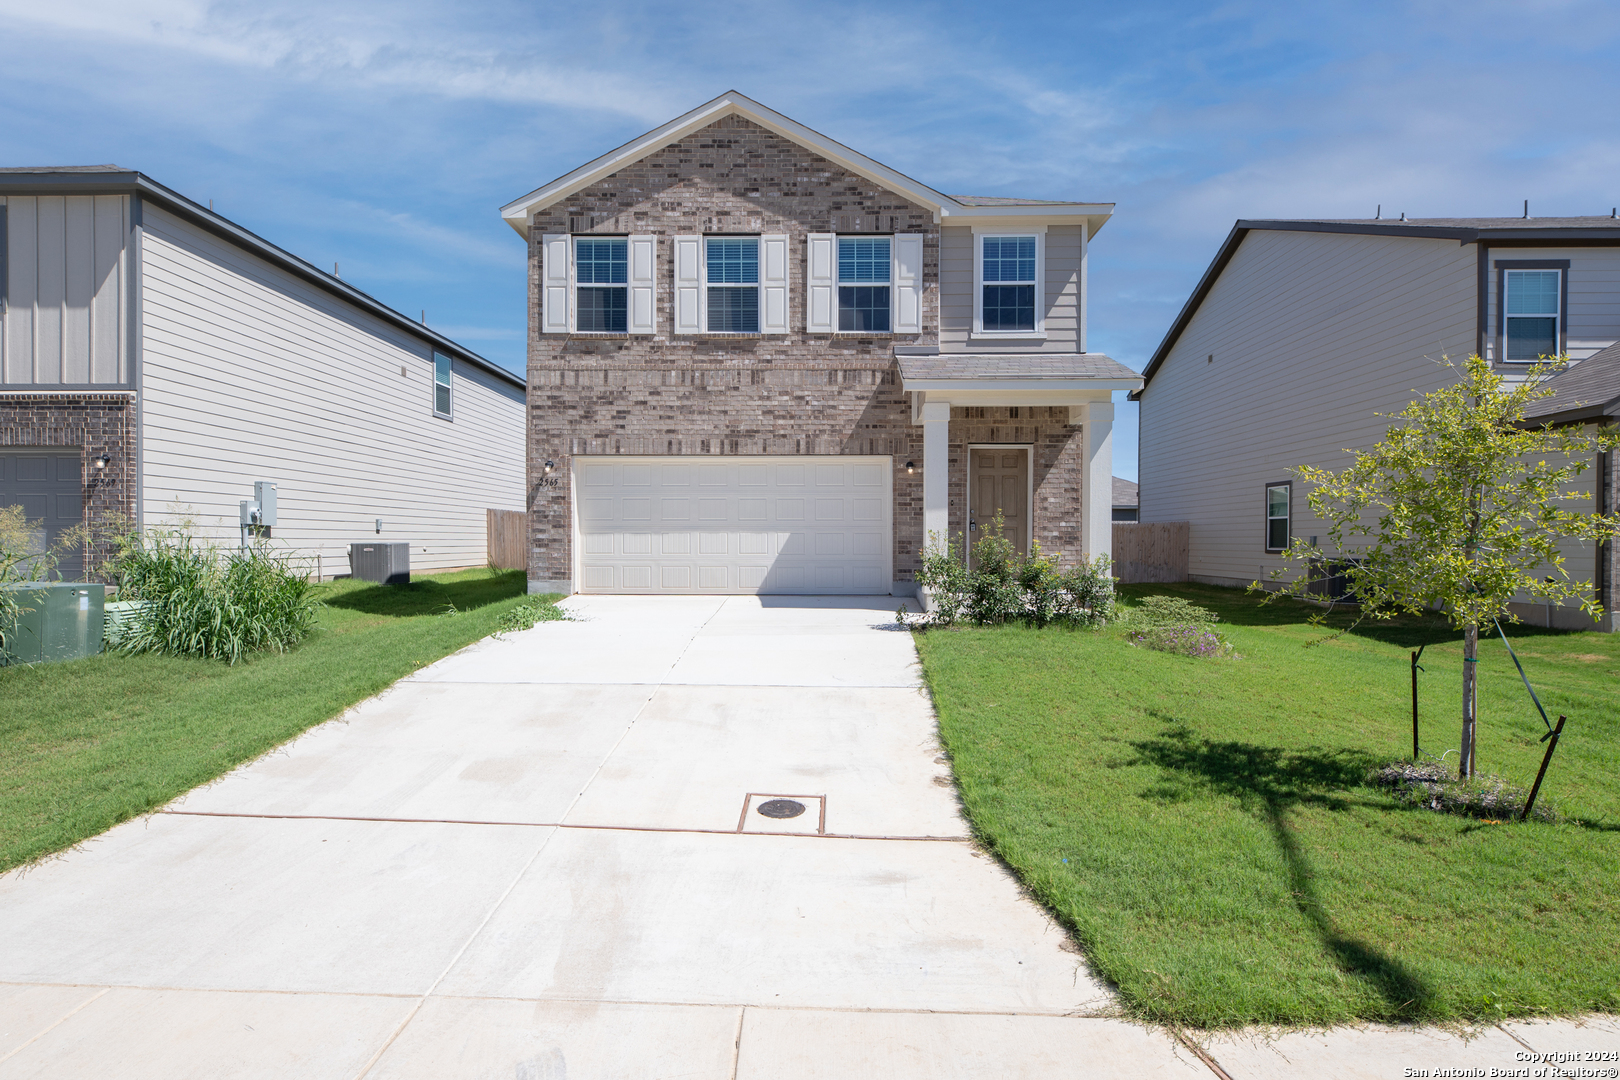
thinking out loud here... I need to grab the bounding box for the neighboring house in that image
[502,92,1141,596]
[1112,477,1139,522]
[0,167,525,578]
[1132,215,1620,628]
[1521,340,1619,630]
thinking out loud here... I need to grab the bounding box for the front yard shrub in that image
[905,515,1113,629]
[115,530,319,664]
[1120,594,1238,658]
[1371,760,1559,822]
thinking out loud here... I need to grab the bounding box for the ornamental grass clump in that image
[1371,759,1559,823]
[114,530,319,664]
[1123,595,1238,658]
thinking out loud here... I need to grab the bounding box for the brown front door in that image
[968,447,1029,566]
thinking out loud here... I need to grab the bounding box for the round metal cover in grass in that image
[757,798,807,819]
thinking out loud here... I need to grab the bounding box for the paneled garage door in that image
[575,455,892,594]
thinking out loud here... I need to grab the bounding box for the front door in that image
[968,447,1029,567]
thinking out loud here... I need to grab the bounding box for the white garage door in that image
[575,455,893,594]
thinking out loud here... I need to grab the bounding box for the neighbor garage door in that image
[0,449,85,577]
[575,455,892,594]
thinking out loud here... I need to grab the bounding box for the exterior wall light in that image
[543,460,556,474]
[92,454,112,470]
[905,461,916,474]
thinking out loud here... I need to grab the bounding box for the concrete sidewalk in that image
[1,595,1615,1078]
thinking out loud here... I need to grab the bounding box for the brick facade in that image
[0,393,136,578]
[525,114,1085,588]
[949,406,1086,562]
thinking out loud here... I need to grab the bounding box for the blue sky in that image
[4,0,1617,479]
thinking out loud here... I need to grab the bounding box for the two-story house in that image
[1132,215,1620,629]
[502,92,1142,597]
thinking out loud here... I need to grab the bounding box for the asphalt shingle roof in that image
[1523,342,1620,423]
[1113,477,1138,506]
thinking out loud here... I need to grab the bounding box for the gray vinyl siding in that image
[1484,246,1620,362]
[0,195,128,386]
[137,204,524,574]
[1138,229,1478,589]
[939,224,1083,353]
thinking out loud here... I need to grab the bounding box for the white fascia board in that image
[939,208,1115,238]
[905,380,1140,396]
[499,91,959,236]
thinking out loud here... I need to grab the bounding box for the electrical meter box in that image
[1,583,105,665]
[254,481,277,527]
[350,542,411,585]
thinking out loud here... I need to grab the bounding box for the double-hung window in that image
[838,237,891,331]
[1265,483,1290,553]
[1502,268,1562,362]
[976,233,1041,334]
[575,237,628,333]
[432,352,452,418]
[706,237,760,333]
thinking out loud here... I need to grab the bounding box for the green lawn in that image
[915,583,1620,1029]
[0,568,558,874]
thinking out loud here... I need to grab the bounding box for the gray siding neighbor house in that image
[502,92,1142,596]
[1132,216,1620,629]
[1,167,525,577]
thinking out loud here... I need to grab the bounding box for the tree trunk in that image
[1459,621,1478,778]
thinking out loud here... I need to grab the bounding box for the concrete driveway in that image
[1,595,1613,1078]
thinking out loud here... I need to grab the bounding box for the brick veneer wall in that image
[0,393,136,578]
[524,114,1082,587]
[948,406,1086,563]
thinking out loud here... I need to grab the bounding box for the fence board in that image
[487,508,527,571]
[1112,522,1189,584]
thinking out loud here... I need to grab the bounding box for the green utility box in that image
[1,583,105,665]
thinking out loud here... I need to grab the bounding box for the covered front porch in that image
[899,353,1145,566]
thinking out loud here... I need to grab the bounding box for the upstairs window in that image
[1503,268,1561,362]
[575,237,628,333]
[838,237,891,332]
[433,352,452,418]
[1265,483,1290,552]
[979,234,1039,333]
[707,237,759,333]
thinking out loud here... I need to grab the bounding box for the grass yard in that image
[915,583,1620,1030]
[0,568,559,874]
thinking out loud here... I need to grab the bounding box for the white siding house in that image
[1,167,525,578]
[1134,216,1620,629]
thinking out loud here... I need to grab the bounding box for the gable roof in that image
[1112,477,1138,507]
[1131,216,1620,400]
[0,167,523,391]
[1522,341,1620,425]
[499,91,1113,237]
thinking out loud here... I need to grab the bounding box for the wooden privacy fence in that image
[1112,522,1189,584]
[487,509,527,570]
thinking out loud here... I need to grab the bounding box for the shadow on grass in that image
[321,570,527,617]
[1130,720,1436,1019]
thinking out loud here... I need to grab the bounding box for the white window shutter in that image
[893,233,923,334]
[541,234,571,334]
[760,233,790,334]
[674,234,703,334]
[806,232,835,333]
[628,234,656,335]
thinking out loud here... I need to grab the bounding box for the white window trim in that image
[1265,482,1290,553]
[833,234,894,335]
[1501,267,1562,364]
[972,225,1046,340]
[432,352,453,420]
[572,235,629,335]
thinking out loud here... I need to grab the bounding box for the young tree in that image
[1263,354,1620,778]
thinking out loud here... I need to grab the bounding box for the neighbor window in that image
[575,237,628,333]
[1265,483,1290,552]
[1503,268,1561,362]
[838,236,891,332]
[981,235,1038,332]
[707,237,759,332]
[433,352,452,418]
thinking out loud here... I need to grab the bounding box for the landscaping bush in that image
[1121,594,1237,658]
[114,530,319,664]
[904,515,1113,629]
[1371,759,1559,823]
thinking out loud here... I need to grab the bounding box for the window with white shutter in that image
[575,237,627,332]
[760,234,789,333]
[674,235,703,334]
[541,233,571,334]
[805,232,836,333]
[707,237,760,333]
[893,233,923,334]
[628,234,656,334]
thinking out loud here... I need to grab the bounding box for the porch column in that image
[1081,399,1114,564]
[921,400,951,555]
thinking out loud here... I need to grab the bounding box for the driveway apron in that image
[4,595,1603,1077]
